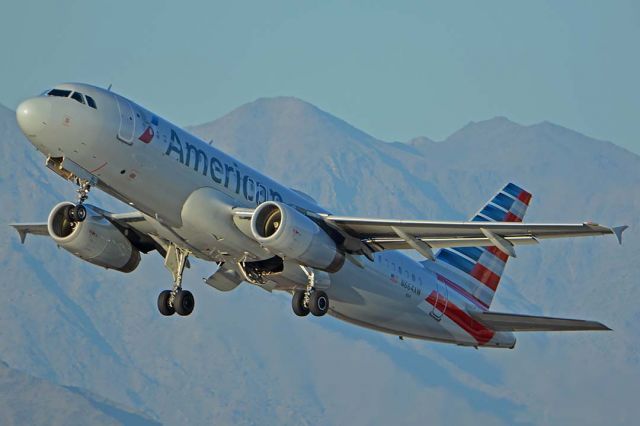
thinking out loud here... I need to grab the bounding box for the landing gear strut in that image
[67,178,91,222]
[158,243,195,316]
[292,266,329,317]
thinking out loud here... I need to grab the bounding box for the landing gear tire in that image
[66,205,76,222]
[157,290,175,316]
[159,244,192,318]
[74,204,87,222]
[174,290,195,316]
[66,204,87,223]
[292,290,310,317]
[309,290,329,317]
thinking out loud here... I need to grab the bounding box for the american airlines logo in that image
[164,129,283,204]
[138,126,154,144]
[138,116,158,144]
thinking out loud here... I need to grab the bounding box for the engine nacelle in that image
[47,202,140,273]
[250,201,344,273]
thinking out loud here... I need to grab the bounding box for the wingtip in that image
[9,224,26,244]
[598,323,612,331]
[612,225,628,245]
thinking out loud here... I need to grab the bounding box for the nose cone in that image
[16,97,51,138]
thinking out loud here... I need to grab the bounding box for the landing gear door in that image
[114,96,135,144]
[430,279,448,321]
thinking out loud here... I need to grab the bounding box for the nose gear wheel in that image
[67,178,92,223]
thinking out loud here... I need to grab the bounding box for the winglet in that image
[9,223,51,244]
[612,225,628,245]
[10,225,27,244]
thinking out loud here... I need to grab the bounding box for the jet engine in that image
[250,201,344,272]
[47,202,140,273]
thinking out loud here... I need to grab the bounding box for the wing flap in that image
[365,235,540,251]
[469,311,611,332]
[326,216,614,239]
[323,216,622,252]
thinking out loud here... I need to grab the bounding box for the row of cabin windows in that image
[46,89,97,109]
[374,253,422,285]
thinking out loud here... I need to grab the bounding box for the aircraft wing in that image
[10,211,162,254]
[322,215,627,257]
[469,311,611,332]
[10,223,50,243]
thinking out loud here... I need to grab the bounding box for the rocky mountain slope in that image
[0,97,638,425]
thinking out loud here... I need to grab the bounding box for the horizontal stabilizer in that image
[469,311,611,332]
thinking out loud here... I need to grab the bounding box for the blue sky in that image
[1,1,638,153]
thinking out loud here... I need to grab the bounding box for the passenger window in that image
[70,92,85,104]
[86,95,97,109]
[412,273,415,281]
[47,89,72,98]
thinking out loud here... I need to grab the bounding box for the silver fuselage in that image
[16,83,516,348]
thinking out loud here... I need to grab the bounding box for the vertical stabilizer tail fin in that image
[435,183,532,308]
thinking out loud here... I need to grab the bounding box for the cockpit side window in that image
[47,89,72,98]
[85,95,97,109]
[70,92,85,104]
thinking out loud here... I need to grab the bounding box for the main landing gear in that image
[292,266,329,317]
[66,179,91,222]
[157,244,195,316]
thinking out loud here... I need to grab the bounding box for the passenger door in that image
[430,278,448,321]
[114,96,135,144]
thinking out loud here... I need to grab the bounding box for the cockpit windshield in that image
[45,89,97,109]
[47,89,72,98]
[86,95,97,109]
[70,91,85,104]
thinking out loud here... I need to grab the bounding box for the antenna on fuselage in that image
[107,84,112,91]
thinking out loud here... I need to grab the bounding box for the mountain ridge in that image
[0,96,638,425]
[0,359,159,425]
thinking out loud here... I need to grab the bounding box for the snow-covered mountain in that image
[1,97,638,425]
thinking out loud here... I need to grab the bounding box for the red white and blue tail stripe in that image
[435,183,532,308]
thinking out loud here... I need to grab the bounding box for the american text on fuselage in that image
[12,82,618,348]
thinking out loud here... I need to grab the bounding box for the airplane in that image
[10,83,627,349]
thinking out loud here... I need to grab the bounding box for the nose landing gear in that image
[67,204,87,222]
[67,178,92,223]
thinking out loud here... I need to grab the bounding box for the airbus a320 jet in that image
[11,83,627,349]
